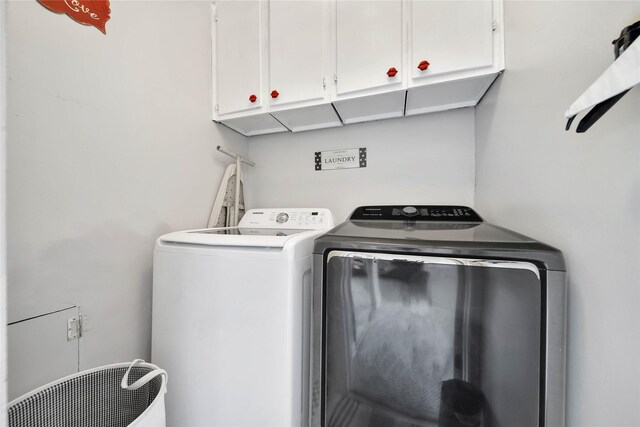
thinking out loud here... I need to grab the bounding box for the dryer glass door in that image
[323,251,542,427]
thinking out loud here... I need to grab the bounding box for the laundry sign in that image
[315,148,367,171]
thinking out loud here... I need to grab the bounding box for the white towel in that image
[565,37,640,119]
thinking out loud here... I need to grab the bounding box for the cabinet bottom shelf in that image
[215,73,501,137]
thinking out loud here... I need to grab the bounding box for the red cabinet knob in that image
[387,67,398,77]
[249,94,257,103]
[270,90,279,99]
[417,60,430,71]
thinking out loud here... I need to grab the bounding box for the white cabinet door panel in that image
[270,1,325,107]
[215,1,263,115]
[336,1,403,96]
[411,0,493,82]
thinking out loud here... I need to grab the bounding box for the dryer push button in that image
[402,206,419,216]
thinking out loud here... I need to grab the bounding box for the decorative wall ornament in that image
[37,0,110,34]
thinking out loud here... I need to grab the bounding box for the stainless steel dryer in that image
[311,205,566,427]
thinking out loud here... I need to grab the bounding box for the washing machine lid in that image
[159,208,335,248]
[158,227,319,248]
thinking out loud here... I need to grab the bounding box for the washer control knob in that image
[402,206,419,216]
[276,212,289,223]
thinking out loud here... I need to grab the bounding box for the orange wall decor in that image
[37,0,110,34]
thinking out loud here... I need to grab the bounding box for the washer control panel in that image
[350,205,483,222]
[238,208,335,229]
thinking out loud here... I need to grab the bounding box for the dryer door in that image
[322,251,542,427]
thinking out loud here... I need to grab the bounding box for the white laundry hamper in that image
[8,359,167,427]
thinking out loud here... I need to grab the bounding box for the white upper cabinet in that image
[268,0,341,132]
[269,1,327,108]
[335,1,404,98]
[212,0,339,135]
[405,0,503,116]
[211,0,504,136]
[409,0,495,85]
[213,1,265,117]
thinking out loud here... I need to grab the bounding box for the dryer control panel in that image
[238,208,335,229]
[350,205,483,222]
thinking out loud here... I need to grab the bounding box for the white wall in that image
[1,0,7,422]
[6,0,246,373]
[476,2,640,426]
[247,109,476,222]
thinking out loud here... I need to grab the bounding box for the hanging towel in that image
[565,37,640,119]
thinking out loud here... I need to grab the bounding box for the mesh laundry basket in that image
[8,359,167,427]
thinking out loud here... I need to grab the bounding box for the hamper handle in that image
[121,359,168,391]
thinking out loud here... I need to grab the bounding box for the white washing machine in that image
[151,208,334,427]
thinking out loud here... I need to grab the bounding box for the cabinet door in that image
[8,306,79,400]
[410,0,494,83]
[269,1,326,107]
[336,1,403,97]
[214,1,263,116]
